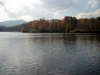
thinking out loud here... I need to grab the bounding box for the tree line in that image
[8,16,100,33]
[75,17,100,33]
[21,16,77,33]
[21,16,100,33]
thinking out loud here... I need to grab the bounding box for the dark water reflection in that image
[0,32,100,75]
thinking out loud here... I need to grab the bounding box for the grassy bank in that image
[70,29,100,33]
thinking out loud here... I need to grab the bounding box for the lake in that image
[0,32,100,75]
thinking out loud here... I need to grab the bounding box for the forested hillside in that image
[0,16,100,33]
[21,16,100,33]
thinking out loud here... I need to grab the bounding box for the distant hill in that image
[0,26,8,31]
[8,23,28,31]
[0,20,27,27]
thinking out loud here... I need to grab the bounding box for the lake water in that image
[0,32,100,75]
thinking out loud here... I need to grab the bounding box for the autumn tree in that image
[65,23,72,32]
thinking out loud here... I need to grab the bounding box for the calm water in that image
[0,32,100,75]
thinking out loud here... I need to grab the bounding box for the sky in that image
[0,0,100,22]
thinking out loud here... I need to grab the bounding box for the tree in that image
[65,23,71,32]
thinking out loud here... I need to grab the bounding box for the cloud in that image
[0,0,77,21]
[0,2,3,5]
[41,0,77,11]
[87,0,100,8]
[0,6,11,21]
[0,0,5,6]
[76,9,100,19]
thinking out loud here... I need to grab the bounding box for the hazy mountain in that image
[0,20,27,27]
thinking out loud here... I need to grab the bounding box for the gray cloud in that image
[0,0,77,21]
[86,0,100,8]
[41,0,77,11]
[0,1,4,6]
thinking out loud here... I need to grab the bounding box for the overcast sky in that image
[0,0,100,22]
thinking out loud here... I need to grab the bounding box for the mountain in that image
[0,20,27,27]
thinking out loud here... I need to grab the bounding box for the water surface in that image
[0,32,100,75]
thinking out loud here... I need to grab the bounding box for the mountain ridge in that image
[0,19,27,27]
